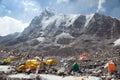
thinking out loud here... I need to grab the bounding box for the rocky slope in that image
[0,8,120,55]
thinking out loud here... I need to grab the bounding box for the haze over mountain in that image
[0,8,120,55]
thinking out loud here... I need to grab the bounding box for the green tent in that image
[72,62,79,71]
[1,60,8,65]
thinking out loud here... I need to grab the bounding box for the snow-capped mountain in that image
[1,8,120,55]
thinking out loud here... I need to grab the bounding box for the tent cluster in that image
[18,57,57,72]
[0,56,15,65]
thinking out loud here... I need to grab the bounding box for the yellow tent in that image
[3,58,11,64]
[25,60,39,70]
[45,58,57,65]
[6,58,11,63]
[18,65,26,71]
[18,60,40,71]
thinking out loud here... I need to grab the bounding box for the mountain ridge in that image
[0,10,120,55]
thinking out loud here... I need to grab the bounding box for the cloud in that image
[0,16,28,36]
[96,0,120,19]
[0,0,97,19]
[21,0,41,22]
[97,0,106,12]
[56,0,69,3]
[0,0,42,36]
[49,0,98,14]
[0,0,41,22]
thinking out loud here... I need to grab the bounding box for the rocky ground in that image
[0,48,120,80]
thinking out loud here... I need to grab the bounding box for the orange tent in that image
[81,53,88,57]
[79,53,88,61]
[108,61,116,72]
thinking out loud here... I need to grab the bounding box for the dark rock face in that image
[0,32,19,45]
[0,9,120,55]
[85,13,120,39]
[57,38,73,45]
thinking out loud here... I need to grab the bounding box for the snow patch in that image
[84,13,95,27]
[55,32,74,46]
[56,32,74,39]
[65,14,80,27]
[8,74,101,80]
[0,66,13,73]
[114,38,120,46]
[55,14,65,27]
[36,37,45,42]
[55,14,80,27]
[40,74,73,80]
[40,13,80,30]
[8,73,36,79]
[41,16,55,30]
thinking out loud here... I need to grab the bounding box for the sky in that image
[0,0,120,36]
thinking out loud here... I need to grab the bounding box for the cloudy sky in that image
[0,0,120,36]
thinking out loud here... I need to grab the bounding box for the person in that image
[26,54,30,59]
